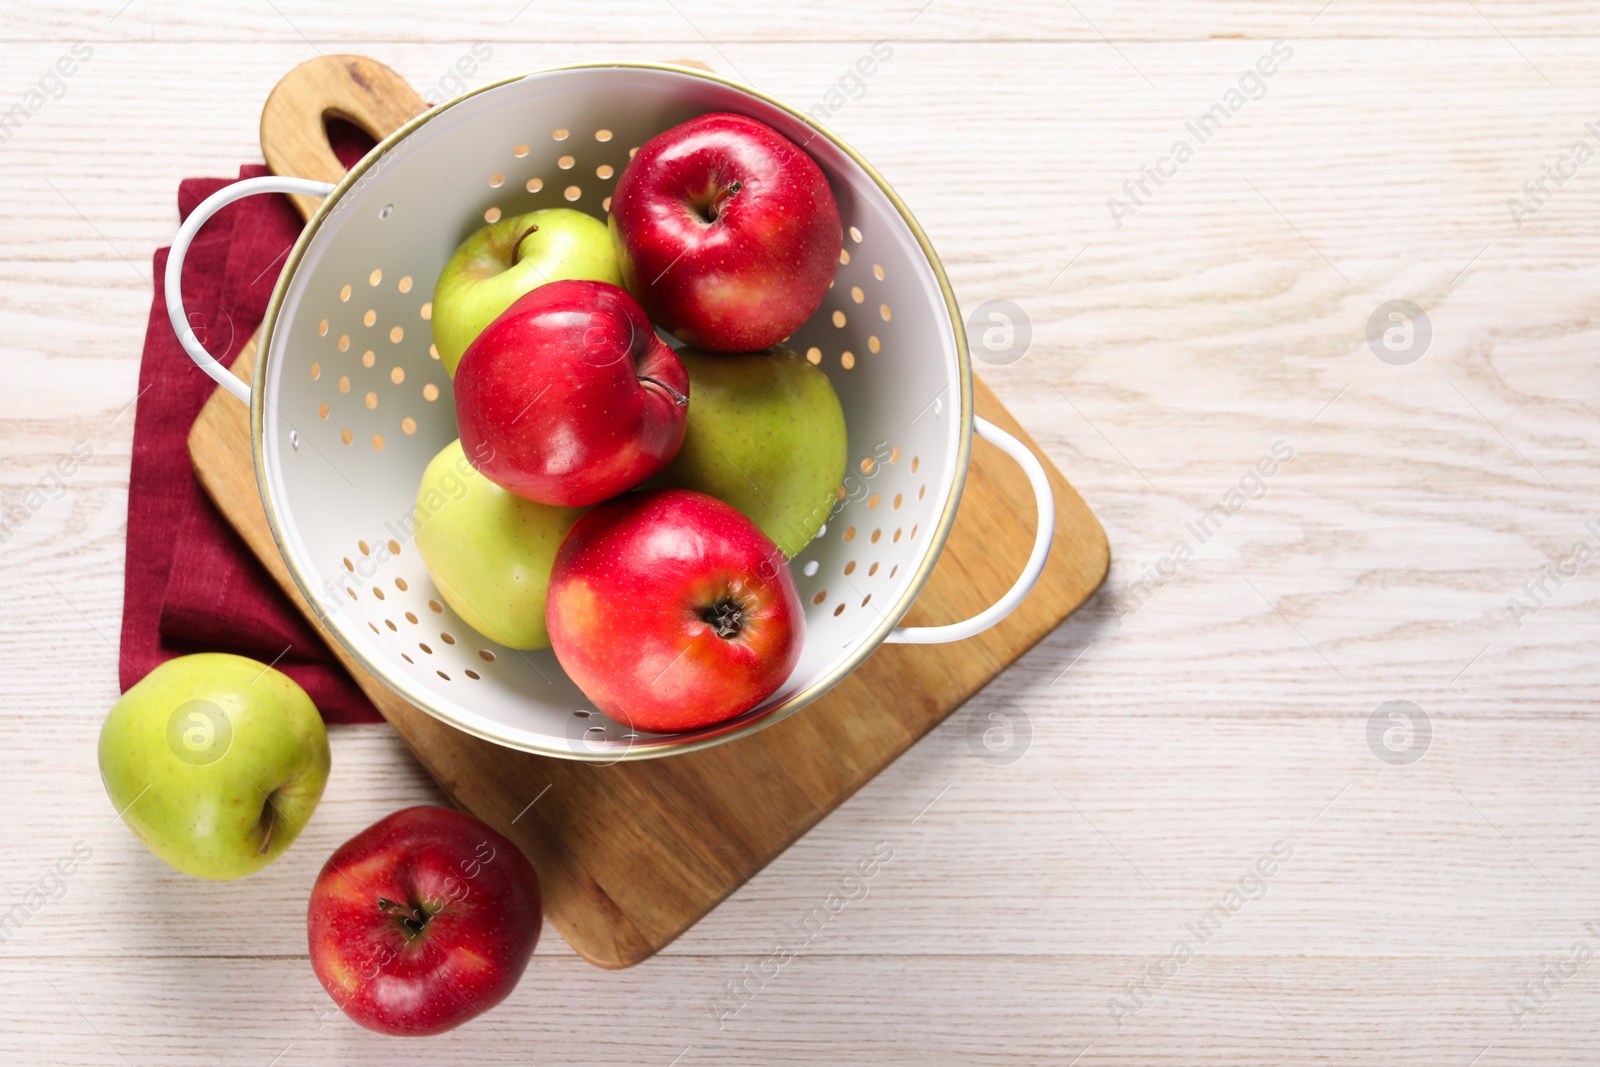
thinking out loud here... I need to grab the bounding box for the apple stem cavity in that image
[508,224,541,267]
[703,180,743,223]
[377,897,433,939]
[638,374,689,407]
[701,597,746,640]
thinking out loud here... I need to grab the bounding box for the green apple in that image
[98,653,330,880]
[414,439,584,649]
[431,209,621,375]
[658,344,848,559]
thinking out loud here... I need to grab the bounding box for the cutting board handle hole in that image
[323,113,378,171]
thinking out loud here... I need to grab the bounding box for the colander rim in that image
[251,60,975,759]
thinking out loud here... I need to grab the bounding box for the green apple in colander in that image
[656,344,848,560]
[413,439,584,649]
[431,208,621,376]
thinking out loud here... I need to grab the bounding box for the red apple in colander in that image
[546,489,805,733]
[453,279,689,507]
[608,112,842,352]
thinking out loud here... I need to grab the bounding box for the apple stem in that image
[706,180,743,221]
[257,802,276,855]
[638,374,689,407]
[508,224,540,267]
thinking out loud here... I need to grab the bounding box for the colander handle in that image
[885,417,1056,645]
[164,175,338,404]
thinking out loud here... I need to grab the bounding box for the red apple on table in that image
[307,806,541,1037]
[608,112,842,352]
[547,489,804,734]
[454,279,689,506]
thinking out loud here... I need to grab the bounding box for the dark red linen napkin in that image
[120,139,386,723]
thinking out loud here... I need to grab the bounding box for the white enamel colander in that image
[164,62,1054,760]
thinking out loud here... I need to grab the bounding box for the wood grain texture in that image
[6,1,1600,1062]
[260,55,427,219]
[12,1,1600,42]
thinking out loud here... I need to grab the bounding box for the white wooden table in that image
[4,2,1599,1063]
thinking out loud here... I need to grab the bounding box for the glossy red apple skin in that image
[546,489,805,734]
[454,279,689,506]
[307,806,541,1037]
[609,112,842,352]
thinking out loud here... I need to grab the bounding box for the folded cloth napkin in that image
[120,133,386,723]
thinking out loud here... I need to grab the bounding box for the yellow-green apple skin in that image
[431,209,622,375]
[658,344,847,559]
[414,439,585,649]
[97,653,330,881]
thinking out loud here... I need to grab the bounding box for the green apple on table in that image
[414,439,584,649]
[658,344,848,559]
[431,208,621,375]
[98,653,330,880]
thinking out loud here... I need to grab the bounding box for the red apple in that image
[547,489,804,733]
[307,806,541,1037]
[454,279,689,506]
[608,112,842,352]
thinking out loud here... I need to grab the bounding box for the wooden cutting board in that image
[186,55,1109,968]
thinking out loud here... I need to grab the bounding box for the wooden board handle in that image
[259,55,426,221]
